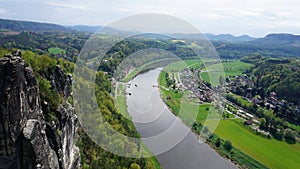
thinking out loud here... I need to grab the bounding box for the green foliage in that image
[215,138,221,148]
[259,118,267,130]
[76,68,159,169]
[240,53,264,64]
[96,38,198,75]
[37,76,62,110]
[0,47,12,58]
[223,140,233,152]
[21,50,57,74]
[226,93,254,112]
[284,129,296,144]
[247,58,300,125]
[249,58,300,103]
[130,163,141,169]
[0,31,87,61]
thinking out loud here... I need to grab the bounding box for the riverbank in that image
[115,82,162,169]
[125,68,237,169]
[158,65,268,169]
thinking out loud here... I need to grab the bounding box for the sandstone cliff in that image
[0,52,80,169]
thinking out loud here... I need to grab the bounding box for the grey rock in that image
[44,65,72,99]
[0,53,80,169]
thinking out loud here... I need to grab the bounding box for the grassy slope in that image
[214,119,300,169]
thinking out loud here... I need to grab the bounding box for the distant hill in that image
[0,18,68,32]
[205,33,256,42]
[68,25,101,33]
[169,33,256,42]
[253,33,300,46]
[213,33,300,59]
[1,18,300,59]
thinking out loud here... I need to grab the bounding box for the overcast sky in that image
[0,0,300,37]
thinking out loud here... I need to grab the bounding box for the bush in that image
[224,140,233,152]
[284,129,296,144]
[215,138,221,148]
[273,131,283,141]
[130,163,141,169]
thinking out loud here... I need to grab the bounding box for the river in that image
[126,68,237,169]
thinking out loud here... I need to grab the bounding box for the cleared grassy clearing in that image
[200,61,253,86]
[163,59,202,71]
[48,47,65,55]
[214,119,300,169]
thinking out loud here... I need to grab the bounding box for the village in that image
[164,67,300,137]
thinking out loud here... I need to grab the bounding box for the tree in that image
[130,163,141,169]
[215,138,221,148]
[284,129,296,144]
[273,131,283,141]
[224,140,233,152]
[259,118,267,131]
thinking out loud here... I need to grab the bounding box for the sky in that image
[0,0,300,37]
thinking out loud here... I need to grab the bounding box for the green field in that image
[163,59,203,71]
[48,47,66,55]
[214,119,300,169]
[200,61,252,86]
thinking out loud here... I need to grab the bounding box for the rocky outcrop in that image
[44,65,72,99]
[0,52,80,169]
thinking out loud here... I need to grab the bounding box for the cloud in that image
[47,1,88,10]
[0,7,9,14]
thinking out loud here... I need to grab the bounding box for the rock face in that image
[44,65,72,99]
[0,53,80,169]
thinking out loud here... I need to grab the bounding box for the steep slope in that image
[0,52,80,169]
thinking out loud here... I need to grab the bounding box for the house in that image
[244,119,253,125]
[245,113,254,119]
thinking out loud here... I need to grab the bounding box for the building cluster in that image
[179,69,213,103]
[226,74,253,95]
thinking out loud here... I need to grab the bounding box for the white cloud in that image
[47,1,88,10]
[0,7,9,14]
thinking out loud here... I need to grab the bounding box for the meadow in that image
[214,119,300,169]
[200,61,253,86]
[48,47,66,55]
